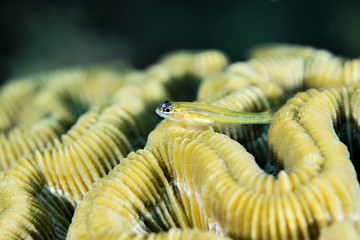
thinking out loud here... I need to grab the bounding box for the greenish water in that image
[1,0,360,82]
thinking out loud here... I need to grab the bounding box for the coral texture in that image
[1,46,360,239]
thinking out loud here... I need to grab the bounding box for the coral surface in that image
[0,46,359,239]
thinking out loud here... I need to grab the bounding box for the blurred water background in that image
[1,0,360,83]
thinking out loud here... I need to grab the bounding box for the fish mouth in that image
[155,108,164,117]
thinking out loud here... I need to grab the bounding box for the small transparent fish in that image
[155,100,273,127]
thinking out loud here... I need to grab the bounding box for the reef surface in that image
[0,45,359,240]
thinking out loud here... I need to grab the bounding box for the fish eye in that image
[164,107,171,113]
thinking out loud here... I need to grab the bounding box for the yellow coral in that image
[1,44,360,240]
[0,158,72,239]
[319,220,360,240]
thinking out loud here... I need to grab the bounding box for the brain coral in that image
[0,46,360,240]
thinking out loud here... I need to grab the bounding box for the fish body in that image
[156,100,273,126]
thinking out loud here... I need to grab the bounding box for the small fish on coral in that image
[155,100,273,126]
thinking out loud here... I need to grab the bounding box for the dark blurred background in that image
[1,0,360,83]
